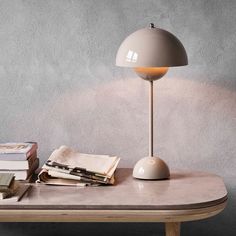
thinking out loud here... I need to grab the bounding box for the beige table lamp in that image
[116,23,188,180]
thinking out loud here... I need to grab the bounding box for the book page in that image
[0,143,32,154]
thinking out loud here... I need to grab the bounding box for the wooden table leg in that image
[165,222,181,236]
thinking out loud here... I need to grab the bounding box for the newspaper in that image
[37,146,119,186]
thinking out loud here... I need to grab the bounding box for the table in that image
[0,169,227,236]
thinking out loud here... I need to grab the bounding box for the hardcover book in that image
[0,180,26,200]
[0,158,39,180]
[0,142,38,161]
[0,152,37,170]
[0,173,15,190]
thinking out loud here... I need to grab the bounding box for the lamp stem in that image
[149,80,154,157]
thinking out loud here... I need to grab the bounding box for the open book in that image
[37,146,120,186]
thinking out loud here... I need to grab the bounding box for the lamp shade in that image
[116,25,188,68]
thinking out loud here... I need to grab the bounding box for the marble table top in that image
[0,168,227,210]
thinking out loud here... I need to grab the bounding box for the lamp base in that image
[133,156,170,180]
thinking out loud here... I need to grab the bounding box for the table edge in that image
[0,199,227,222]
[0,194,228,210]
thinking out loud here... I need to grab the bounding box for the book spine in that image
[27,153,37,169]
[26,143,38,158]
[25,158,39,179]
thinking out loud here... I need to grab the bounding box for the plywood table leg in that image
[165,222,181,236]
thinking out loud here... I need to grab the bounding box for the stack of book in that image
[0,142,39,180]
[37,146,120,186]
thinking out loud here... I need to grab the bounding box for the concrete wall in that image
[0,0,235,235]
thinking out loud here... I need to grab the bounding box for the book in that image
[0,180,28,200]
[0,142,38,161]
[0,152,37,170]
[0,158,39,180]
[0,177,16,194]
[0,176,19,200]
[0,170,30,181]
[0,173,15,190]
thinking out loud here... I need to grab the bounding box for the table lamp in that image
[116,23,188,180]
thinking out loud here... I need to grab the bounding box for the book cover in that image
[0,180,21,200]
[0,173,15,189]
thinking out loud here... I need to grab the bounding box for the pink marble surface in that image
[0,169,227,210]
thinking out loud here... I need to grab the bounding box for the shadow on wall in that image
[6,75,236,170]
[0,76,235,236]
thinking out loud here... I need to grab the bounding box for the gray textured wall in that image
[0,0,235,235]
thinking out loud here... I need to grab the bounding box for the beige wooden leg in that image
[165,222,181,236]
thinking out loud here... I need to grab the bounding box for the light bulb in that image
[134,67,168,81]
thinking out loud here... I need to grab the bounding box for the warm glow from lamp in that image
[134,67,169,81]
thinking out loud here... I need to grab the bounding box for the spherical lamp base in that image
[133,156,170,180]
